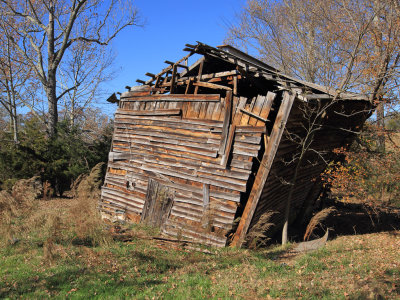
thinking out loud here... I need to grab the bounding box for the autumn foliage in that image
[324,123,400,207]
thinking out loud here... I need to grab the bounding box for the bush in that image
[325,123,400,207]
[0,115,113,195]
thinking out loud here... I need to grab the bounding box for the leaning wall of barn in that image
[248,99,373,236]
[100,89,279,247]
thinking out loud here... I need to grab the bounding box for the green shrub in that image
[0,116,113,195]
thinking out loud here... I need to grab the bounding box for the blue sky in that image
[103,0,245,99]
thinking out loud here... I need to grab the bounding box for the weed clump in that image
[304,207,336,241]
[245,211,276,249]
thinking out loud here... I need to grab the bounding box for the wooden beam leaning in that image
[121,94,221,102]
[240,108,269,123]
[230,91,295,247]
[144,51,193,85]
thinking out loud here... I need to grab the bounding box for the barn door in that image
[140,179,174,228]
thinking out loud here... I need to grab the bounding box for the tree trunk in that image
[11,100,18,143]
[282,162,301,245]
[46,70,58,137]
[376,100,385,152]
[47,3,58,137]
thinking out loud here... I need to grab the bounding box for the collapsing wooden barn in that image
[100,42,373,247]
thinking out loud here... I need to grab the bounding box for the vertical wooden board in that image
[159,101,166,110]
[205,102,216,120]
[198,101,209,119]
[132,100,140,110]
[141,178,158,222]
[219,91,233,154]
[240,97,256,125]
[211,101,223,121]
[193,101,203,119]
[221,124,236,168]
[202,183,210,227]
[233,97,247,126]
[185,102,197,118]
[259,91,276,121]
[250,95,266,126]
[232,96,239,120]
[141,178,174,228]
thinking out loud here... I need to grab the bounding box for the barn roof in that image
[135,42,370,102]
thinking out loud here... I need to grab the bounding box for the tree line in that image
[0,0,140,192]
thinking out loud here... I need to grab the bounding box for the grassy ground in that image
[1,197,399,299]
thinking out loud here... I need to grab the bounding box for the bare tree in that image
[0,0,140,136]
[226,0,400,110]
[0,18,40,143]
[58,33,115,126]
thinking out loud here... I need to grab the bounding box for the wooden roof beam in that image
[143,51,194,85]
[164,60,189,69]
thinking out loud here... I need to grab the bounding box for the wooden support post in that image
[219,91,233,154]
[153,76,161,93]
[185,78,193,95]
[233,75,238,96]
[194,60,204,95]
[170,65,177,94]
[230,91,295,247]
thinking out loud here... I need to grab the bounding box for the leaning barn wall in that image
[100,91,278,246]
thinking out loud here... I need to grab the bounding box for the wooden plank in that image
[144,51,193,85]
[141,179,174,228]
[121,94,220,102]
[170,65,177,94]
[185,78,193,95]
[250,95,266,126]
[115,109,182,116]
[179,70,239,82]
[219,91,233,153]
[221,124,236,168]
[230,91,296,247]
[235,126,266,133]
[240,96,256,125]
[259,91,276,121]
[193,81,232,91]
[233,96,247,125]
[240,108,269,123]
[202,184,210,228]
[113,128,220,144]
[194,60,204,95]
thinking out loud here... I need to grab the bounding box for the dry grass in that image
[1,193,399,299]
[245,211,276,249]
[304,207,337,241]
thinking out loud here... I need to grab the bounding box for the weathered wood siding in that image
[100,91,276,246]
[249,99,373,233]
